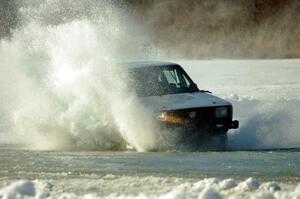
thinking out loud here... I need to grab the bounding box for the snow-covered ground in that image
[179,59,300,99]
[0,175,299,199]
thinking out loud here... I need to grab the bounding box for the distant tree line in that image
[1,0,300,58]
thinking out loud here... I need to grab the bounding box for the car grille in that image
[164,106,233,133]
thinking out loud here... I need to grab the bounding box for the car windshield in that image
[126,65,199,97]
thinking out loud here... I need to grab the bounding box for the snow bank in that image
[0,180,53,199]
[0,180,36,199]
[1,178,299,199]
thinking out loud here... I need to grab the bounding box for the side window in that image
[162,67,192,89]
[163,69,178,86]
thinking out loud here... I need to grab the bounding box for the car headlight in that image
[215,107,228,118]
[158,112,188,125]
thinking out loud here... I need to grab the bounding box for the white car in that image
[119,61,239,149]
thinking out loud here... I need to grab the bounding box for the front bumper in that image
[158,106,239,134]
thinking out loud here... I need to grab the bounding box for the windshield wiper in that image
[199,90,212,94]
[188,83,201,93]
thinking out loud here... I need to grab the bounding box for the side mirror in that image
[231,120,239,129]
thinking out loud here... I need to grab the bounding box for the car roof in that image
[118,60,178,69]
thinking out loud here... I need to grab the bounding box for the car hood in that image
[140,92,231,112]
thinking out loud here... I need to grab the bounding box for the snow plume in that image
[0,0,161,151]
[228,96,300,150]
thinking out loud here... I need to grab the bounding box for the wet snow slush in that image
[1,1,300,199]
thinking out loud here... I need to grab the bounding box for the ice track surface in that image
[0,146,299,199]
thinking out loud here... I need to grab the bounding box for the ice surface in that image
[4,152,296,198]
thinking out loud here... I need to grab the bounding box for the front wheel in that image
[214,133,228,150]
[176,131,228,151]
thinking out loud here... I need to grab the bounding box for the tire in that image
[175,131,228,151]
[215,133,228,150]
